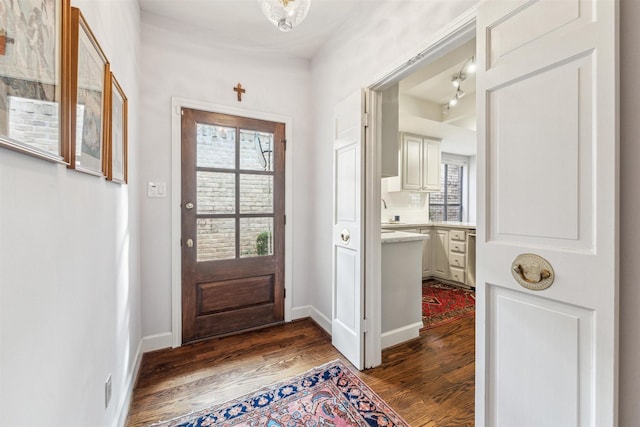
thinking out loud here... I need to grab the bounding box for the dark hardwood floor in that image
[126,316,475,426]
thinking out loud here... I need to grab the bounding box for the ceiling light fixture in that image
[443,56,474,114]
[451,73,466,88]
[466,56,476,74]
[258,0,311,32]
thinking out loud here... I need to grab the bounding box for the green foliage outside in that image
[256,231,271,256]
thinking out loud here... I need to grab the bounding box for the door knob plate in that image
[511,253,554,291]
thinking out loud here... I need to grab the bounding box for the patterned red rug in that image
[154,360,408,427]
[422,279,475,330]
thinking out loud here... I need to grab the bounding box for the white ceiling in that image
[139,0,477,155]
[139,0,368,59]
[399,39,477,156]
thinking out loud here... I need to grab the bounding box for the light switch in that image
[148,182,167,198]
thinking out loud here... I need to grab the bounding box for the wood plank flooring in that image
[126,316,475,426]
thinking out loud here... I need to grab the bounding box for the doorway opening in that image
[372,21,477,412]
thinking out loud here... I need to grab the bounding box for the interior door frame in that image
[363,7,477,368]
[170,97,293,347]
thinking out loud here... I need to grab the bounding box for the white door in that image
[332,90,366,370]
[476,1,618,426]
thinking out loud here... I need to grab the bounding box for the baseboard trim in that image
[291,305,331,335]
[291,305,312,320]
[114,339,143,427]
[381,322,423,349]
[141,332,174,353]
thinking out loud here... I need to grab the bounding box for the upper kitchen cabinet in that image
[387,133,441,192]
[381,84,399,178]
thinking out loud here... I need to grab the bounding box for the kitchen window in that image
[429,154,468,222]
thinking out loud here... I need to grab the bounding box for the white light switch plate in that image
[148,182,167,198]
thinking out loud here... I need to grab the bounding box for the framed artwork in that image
[69,7,109,176]
[0,0,72,162]
[107,73,127,183]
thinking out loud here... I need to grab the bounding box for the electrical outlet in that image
[105,374,112,409]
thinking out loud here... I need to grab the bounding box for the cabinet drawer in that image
[450,241,466,253]
[449,229,466,241]
[450,267,466,283]
[450,253,466,269]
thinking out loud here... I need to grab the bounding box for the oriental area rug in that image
[422,279,476,330]
[154,360,408,427]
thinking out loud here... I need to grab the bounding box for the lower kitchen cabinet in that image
[432,229,450,279]
[421,229,432,276]
[382,224,475,287]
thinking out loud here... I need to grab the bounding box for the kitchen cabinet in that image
[432,228,449,278]
[382,223,475,286]
[386,133,441,192]
[420,229,432,276]
[448,229,467,284]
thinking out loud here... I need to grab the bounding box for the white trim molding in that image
[381,322,423,350]
[170,97,294,347]
[141,332,174,353]
[114,340,144,427]
[309,306,332,335]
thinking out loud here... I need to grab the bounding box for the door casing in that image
[170,97,294,347]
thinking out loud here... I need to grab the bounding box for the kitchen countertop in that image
[381,221,476,230]
[381,230,430,244]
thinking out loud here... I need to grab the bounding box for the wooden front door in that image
[181,108,285,343]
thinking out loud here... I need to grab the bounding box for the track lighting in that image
[466,57,476,74]
[451,73,465,88]
[444,56,474,114]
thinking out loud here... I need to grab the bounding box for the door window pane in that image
[197,124,236,169]
[240,217,274,258]
[197,218,235,261]
[197,172,235,214]
[240,174,273,214]
[240,130,274,171]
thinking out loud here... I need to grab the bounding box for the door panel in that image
[332,90,365,370]
[490,286,592,427]
[476,0,618,426]
[181,108,285,343]
[490,55,593,248]
[402,135,422,190]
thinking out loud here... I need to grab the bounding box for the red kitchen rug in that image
[422,279,475,330]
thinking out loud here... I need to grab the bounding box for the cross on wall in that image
[233,83,246,102]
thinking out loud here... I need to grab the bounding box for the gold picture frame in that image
[0,0,72,163]
[69,7,109,176]
[106,73,127,184]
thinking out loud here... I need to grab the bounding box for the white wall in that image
[139,13,314,340]
[619,0,640,423]
[0,1,141,426]
[309,0,476,326]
